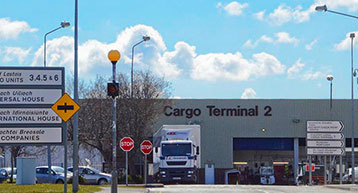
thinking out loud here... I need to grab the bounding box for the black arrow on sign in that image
[57,103,74,113]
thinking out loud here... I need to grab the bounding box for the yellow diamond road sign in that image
[51,93,80,122]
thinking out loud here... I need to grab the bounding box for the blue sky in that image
[1,0,358,99]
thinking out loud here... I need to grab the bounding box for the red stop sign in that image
[305,164,315,172]
[140,140,153,155]
[120,137,134,151]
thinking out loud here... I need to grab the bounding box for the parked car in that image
[343,167,358,182]
[0,167,16,182]
[36,166,72,184]
[68,166,111,185]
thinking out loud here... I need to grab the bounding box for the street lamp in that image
[43,20,70,186]
[350,33,356,184]
[44,21,71,67]
[316,5,357,184]
[108,50,120,193]
[131,36,150,98]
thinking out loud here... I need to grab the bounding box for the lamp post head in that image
[315,5,327,12]
[108,50,121,65]
[143,36,150,41]
[61,21,71,28]
[326,75,333,81]
[350,33,355,38]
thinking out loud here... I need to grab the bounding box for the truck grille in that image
[166,161,187,166]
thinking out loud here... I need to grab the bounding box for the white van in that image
[343,167,358,182]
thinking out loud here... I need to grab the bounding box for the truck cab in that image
[153,125,201,183]
[158,140,199,183]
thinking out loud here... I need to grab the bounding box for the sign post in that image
[306,121,345,185]
[120,137,134,186]
[140,140,153,185]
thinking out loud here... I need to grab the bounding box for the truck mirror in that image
[155,147,158,153]
[196,146,200,155]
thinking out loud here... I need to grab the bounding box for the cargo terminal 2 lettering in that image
[164,105,272,118]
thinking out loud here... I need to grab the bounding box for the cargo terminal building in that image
[153,99,358,184]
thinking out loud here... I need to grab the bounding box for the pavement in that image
[96,184,358,193]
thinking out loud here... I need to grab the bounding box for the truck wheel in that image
[98,178,107,185]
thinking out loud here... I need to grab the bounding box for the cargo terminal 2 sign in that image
[0,67,64,145]
[164,105,273,118]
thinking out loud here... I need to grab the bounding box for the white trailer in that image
[153,125,200,183]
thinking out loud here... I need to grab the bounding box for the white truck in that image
[153,125,200,183]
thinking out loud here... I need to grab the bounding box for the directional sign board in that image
[307,121,344,132]
[0,67,64,145]
[306,121,345,156]
[307,140,344,148]
[120,137,134,152]
[140,140,153,155]
[51,93,80,122]
[307,133,344,140]
[307,148,345,155]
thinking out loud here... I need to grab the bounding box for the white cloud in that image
[305,39,318,50]
[191,52,285,81]
[2,47,32,64]
[32,25,168,78]
[241,88,257,99]
[287,58,325,80]
[243,32,297,48]
[243,35,274,48]
[256,4,315,26]
[30,24,285,82]
[217,1,248,16]
[335,32,358,51]
[287,58,305,78]
[301,71,325,80]
[275,32,299,46]
[0,18,37,40]
[254,11,265,20]
[156,41,195,79]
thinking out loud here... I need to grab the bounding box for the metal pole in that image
[324,156,327,185]
[330,81,333,110]
[131,46,134,99]
[126,151,128,186]
[130,40,144,98]
[73,0,79,191]
[44,35,47,67]
[329,155,332,183]
[111,64,117,193]
[351,33,355,184]
[340,156,343,184]
[309,156,312,186]
[47,147,52,183]
[64,124,68,193]
[144,154,147,185]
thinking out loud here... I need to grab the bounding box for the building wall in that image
[153,99,358,168]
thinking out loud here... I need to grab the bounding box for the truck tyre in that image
[56,179,64,184]
[98,178,107,185]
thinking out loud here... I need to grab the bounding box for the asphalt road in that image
[147,185,356,193]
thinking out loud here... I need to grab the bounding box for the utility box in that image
[205,164,215,184]
[16,157,36,185]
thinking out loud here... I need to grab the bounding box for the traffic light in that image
[107,82,119,98]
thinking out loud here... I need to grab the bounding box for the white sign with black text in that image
[0,69,62,85]
[0,89,61,105]
[0,108,61,124]
[0,127,62,143]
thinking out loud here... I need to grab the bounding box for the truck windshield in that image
[162,143,191,156]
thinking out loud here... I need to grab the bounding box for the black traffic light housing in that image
[107,82,119,98]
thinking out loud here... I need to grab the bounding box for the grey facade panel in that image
[153,99,358,168]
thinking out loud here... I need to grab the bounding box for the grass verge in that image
[0,184,102,193]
